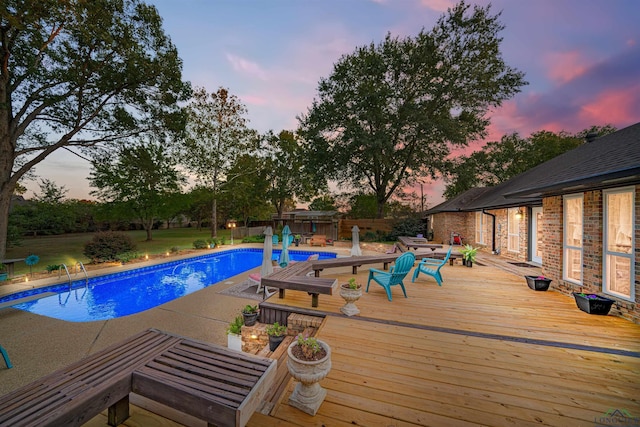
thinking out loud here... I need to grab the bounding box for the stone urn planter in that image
[572,292,615,315]
[339,278,362,316]
[287,336,331,416]
[525,275,551,291]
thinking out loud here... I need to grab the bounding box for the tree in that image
[219,154,272,227]
[89,142,185,241]
[298,1,526,218]
[181,87,255,237]
[262,130,325,218]
[443,125,616,199]
[309,195,337,211]
[0,0,190,259]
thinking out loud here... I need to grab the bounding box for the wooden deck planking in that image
[248,259,640,427]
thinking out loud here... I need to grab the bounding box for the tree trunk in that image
[210,197,217,238]
[0,188,11,261]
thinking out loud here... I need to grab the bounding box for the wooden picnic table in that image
[397,237,443,251]
[309,254,402,276]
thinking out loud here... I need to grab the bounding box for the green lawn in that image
[4,228,233,277]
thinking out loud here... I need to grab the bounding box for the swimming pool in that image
[0,249,336,322]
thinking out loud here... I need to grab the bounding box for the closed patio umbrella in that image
[279,225,291,267]
[261,226,274,278]
[351,225,362,256]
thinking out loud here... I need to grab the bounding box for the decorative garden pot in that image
[227,333,242,351]
[572,292,615,315]
[339,284,362,316]
[286,339,332,416]
[268,334,285,351]
[242,311,259,326]
[525,275,551,291]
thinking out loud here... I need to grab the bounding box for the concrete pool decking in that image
[0,244,354,396]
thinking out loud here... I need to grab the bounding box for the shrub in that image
[83,231,137,263]
[116,251,139,264]
[193,239,208,249]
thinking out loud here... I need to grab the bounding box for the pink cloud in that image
[545,51,589,84]
[225,53,268,81]
[578,87,639,125]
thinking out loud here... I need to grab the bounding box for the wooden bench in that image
[260,261,337,307]
[398,236,443,251]
[0,329,276,427]
[309,254,403,276]
[0,329,181,427]
[418,251,464,266]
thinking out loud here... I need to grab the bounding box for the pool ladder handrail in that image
[58,264,72,284]
[74,261,89,284]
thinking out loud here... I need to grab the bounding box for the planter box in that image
[572,292,615,315]
[524,275,551,291]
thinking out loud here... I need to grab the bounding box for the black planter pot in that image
[572,292,615,315]
[242,312,259,326]
[268,334,285,351]
[525,275,551,291]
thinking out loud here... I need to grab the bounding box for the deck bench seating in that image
[309,254,404,276]
[398,236,443,251]
[423,250,464,266]
[260,261,337,307]
[0,329,276,427]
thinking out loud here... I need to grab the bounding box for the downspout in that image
[482,210,497,254]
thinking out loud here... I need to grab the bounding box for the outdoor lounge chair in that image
[411,246,452,286]
[272,235,279,246]
[366,252,416,301]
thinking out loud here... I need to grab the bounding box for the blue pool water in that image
[0,249,335,322]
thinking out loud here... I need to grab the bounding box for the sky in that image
[28,0,640,207]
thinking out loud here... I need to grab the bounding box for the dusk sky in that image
[29,0,640,207]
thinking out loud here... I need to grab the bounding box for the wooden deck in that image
[247,257,640,426]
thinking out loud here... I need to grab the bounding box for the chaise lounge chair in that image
[366,252,416,301]
[411,246,452,286]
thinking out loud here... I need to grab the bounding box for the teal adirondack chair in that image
[411,246,452,286]
[0,344,12,369]
[366,252,416,301]
[272,235,279,246]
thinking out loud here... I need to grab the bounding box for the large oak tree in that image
[298,1,526,218]
[0,0,190,259]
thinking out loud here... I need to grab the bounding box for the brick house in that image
[426,122,639,323]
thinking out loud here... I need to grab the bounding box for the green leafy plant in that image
[83,231,137,263]
[296,334,321,359]
[116,251,139,264]
[192,239,208,249]
[459,244,479,262]
[345,277,360,289]
[45,264,61,273]
[226,315,244,335]
[265,322,287,337]
[242,304,258,314]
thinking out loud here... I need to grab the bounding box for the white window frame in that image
[603,187,635,301]
[507,208,520,253]
[563,194,583,284]
[475,212,484,244]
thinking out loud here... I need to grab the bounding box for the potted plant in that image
[226,315,244,351]
[524,275,552,291]
[265,322,287,351]
[339,277,362,316]
[459,244,478,267]
[242,304,259,326]
[293,234,302,247]
[572,292,615,315]
[286,334,331,416]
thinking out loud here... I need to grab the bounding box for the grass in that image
[4,228,234,277]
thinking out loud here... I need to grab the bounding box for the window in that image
[603,187,634,300]
[475,212,484,244]
[507,208,519,252]
[563,194,583,284]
